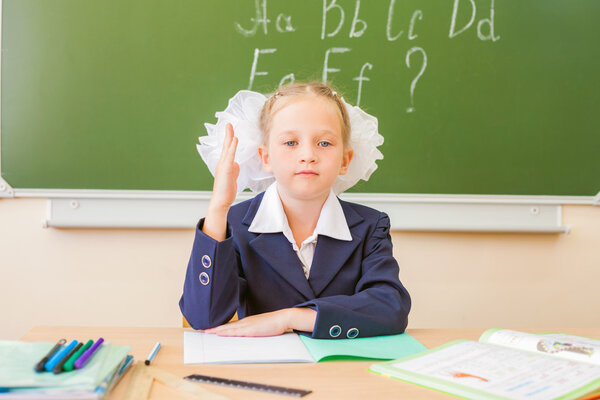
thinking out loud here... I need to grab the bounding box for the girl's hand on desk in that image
[203,308,317,337]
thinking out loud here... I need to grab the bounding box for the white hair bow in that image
[198,90,384,194]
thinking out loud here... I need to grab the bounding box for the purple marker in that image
[73,338,104,369]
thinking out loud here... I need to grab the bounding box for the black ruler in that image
[184,374,312,397]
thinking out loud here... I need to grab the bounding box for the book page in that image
[481,329,600,365]
[183,331,314,364]
[385,341,600,400]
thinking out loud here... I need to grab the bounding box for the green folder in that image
[300,333,428,362]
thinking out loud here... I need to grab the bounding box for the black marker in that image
[53,342,83,374]
[34,339,66,372]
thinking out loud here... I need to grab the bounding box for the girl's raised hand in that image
[202,123,239,241]
[210,123,240,210]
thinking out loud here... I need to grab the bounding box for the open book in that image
[369,329,600,400]
[183,331,426,364]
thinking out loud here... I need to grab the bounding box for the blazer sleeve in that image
[179,218,247,330]
[295,212,411,339]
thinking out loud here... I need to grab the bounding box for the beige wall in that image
[1,198,599,339]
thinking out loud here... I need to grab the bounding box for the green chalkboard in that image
[2,0,599,195]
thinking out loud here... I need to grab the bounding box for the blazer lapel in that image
[243,194,316,300]
[308,201,364,297]
[249,233,316,299]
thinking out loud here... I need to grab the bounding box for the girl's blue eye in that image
[318,141,331,147]
[284,140,297,146]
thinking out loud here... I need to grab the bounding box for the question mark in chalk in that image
[405,47,427,113]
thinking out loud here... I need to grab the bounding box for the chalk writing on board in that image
[279,73,295,88]
[408,10,423,40]
[387,0,423,42]
[322,0,345,40]
[235,0,295,37]
[276,14,296,33]
[248,48,277,90]
[386,0,403,41]
[353,62,373,107]
[237,0,500,112]
[405,47,427,113]
[349,0,367,38]
[323,47,352,84]
[449,0,500,41]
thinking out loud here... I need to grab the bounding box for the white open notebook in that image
[184,332,313,364]
[183,330,427,364]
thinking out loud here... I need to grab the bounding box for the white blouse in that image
[248,182,352,279]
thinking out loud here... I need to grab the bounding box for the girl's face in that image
[258,95,353,202]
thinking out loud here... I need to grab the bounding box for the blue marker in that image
[144,342,161,365]
[45,340,78,372]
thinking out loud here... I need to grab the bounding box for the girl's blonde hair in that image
[259,82,351,148]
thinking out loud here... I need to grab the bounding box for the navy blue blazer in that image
[179,192,411,339]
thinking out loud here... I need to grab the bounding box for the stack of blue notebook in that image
[0,340,132,399]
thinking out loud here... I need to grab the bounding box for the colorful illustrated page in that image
[484,330,600,365]
[392,341,600,400]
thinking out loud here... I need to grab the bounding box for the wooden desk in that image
[21,327,600,400]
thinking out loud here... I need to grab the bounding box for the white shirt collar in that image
[248,182,352,243]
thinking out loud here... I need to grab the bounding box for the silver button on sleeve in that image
[199,272,210,285]
[346,327,359,338]
[329,325,341,338]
